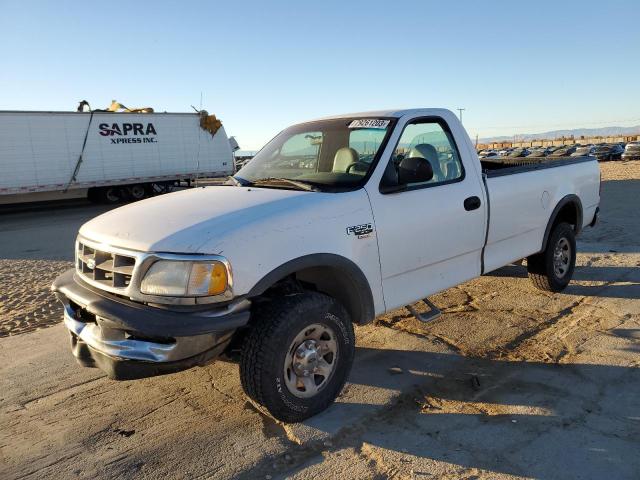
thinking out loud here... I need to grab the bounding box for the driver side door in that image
[366,117,486,311]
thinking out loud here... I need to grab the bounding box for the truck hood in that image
[79,186,316,253]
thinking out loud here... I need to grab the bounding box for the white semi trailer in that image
[0,110,235,204]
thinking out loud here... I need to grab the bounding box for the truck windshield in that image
[235,118,396,191]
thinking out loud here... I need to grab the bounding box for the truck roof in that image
[312,108,454,122]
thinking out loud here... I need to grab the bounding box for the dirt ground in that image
[1,161,639,479]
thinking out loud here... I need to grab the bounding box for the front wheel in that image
[240,292,355,422]
[527,222,576,292]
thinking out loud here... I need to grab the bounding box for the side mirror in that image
[398,156,434,185]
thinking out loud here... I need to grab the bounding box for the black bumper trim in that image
[52,269,251,338]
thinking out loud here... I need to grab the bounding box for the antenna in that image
[457,108,466,124]
[200,92,203,110]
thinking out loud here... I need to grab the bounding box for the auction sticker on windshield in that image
[348,119,390,129]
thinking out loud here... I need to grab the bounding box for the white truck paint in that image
[0,110,234,203]
[53,108,600,422]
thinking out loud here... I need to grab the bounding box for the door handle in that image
[464,196,481,211]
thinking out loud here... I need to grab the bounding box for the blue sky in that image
[1,0,638,149]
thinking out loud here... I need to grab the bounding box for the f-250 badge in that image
[346,223,374,239]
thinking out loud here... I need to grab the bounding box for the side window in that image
[393,121,463,187]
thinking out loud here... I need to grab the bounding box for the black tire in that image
[127,184,148,201]
[527,222,576,292]
[100,186,122,204]
[240,291,355,423]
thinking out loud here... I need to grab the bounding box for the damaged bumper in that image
[52,269,251,380]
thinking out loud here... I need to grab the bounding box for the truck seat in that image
[442,157,461,180]
[332,147,359,173]
[408,144,444,182]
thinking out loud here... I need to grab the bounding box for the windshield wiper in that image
[251,177,320,192]
[225,175,244,186]
[222,175,252,187]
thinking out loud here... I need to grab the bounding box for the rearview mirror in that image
[397,156,434,185]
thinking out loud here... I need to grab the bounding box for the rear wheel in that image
[527,222,576,292]
[240,291,355,422]
[127,184,148,201]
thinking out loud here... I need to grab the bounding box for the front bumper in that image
[52,269,251,380]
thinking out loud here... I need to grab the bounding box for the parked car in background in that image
[594,144,624,161]
[622,142,640,160]
[507,147,530,158]
[571,146,596,157]
[526,147,543,157]
[527,147,552,157]
[479,150,499,159]
[550,145,578,157]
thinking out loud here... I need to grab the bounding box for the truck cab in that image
[53,108,600,422]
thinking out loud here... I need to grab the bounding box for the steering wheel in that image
[345,161,370,174]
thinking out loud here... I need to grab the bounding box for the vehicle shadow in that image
[487,264,640,300]
[294,348,640,479]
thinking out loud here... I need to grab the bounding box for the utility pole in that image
[456,108,465,124]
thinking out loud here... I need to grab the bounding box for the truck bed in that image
[480,156,594,178]
[480,154,600,274]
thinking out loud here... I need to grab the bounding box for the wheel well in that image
[554,202,579,230]
[247,255,376,325]
[294,266,371,324]
[541,195,583,252]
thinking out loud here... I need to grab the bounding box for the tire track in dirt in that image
[0,259,72,337]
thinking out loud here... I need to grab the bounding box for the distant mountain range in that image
[480,125,640,143]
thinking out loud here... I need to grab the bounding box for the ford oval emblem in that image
[86,258,96,269]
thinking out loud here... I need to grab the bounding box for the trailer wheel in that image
[527,222,576,292]
[100,187,121,204]
[240,292,355,423]
[128,184,148,201]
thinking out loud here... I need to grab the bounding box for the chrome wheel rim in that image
[283,323,338,398]
[553,237,571,278]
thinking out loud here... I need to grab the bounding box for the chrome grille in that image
[76,240,136,290]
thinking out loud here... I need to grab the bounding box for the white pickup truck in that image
[53,108,600,422]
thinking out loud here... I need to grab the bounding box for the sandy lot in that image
[1,162,639,479]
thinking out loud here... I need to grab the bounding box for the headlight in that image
[141,260,229,297]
